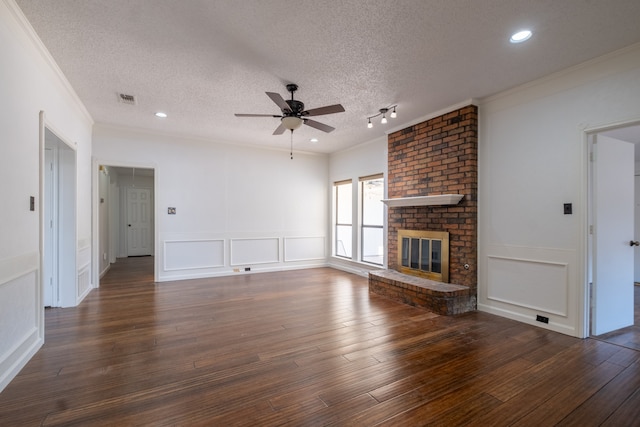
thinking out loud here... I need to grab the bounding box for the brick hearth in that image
[369,270,475,315]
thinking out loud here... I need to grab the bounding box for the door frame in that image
[40,112,78,308]
[91,158,158,287]
[583,119,640,337]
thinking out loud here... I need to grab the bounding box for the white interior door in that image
[126,187,152,256]
[592,134,635,335]
[43,148,57,307]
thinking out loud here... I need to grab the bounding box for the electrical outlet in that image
[103,253,107,261]
[563,203,572,215]
[244,267,251,272]
[233,268,240,273]
[536,315,549,324]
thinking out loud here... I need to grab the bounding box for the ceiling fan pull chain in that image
[290,130,294,160]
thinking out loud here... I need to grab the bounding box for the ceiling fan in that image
[235,84,345,135]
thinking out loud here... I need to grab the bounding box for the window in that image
[333,175,385,264]
[334,180,352,258]
[360,175,384,265]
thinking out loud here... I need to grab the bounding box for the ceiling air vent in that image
[117,93,137,105]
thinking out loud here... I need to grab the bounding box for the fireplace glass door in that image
[397,230,449,282]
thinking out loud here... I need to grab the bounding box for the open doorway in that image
[588,123,640,348]
[42,126,77,307]
[95,164,155,285]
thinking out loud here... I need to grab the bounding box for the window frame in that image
[334,179,353,259]
[359,174,384,266]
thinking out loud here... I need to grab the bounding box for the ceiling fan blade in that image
[235,113,281,117]
[273,122,287,135]
[266,92,291,112]
[304,119,335,133]
[303,104,345,117]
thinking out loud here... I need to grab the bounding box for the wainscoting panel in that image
[77,263,91,301]
[0,253,43,392]
[230,238,280,266]
[487,255,569,316]
[284,236,325,262]
[77,242,91,268]
[164,239,225,271]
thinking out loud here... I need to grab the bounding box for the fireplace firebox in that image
[397,230,449,283]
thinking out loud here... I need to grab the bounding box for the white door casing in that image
[126,187,152,256]
[635,175,640,282]
[591,134,635,335]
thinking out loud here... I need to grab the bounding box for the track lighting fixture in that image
[367,105,397,128]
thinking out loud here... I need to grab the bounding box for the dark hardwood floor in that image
[1,258,640,426]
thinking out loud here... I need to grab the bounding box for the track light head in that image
[367,105,397,127]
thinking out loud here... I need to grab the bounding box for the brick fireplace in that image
[369,105,478,315]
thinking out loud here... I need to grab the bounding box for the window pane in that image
[401,237,410,267]
[431,240,442,273]
[336,225,352,258]
[410,238,420,269]
[336,182,352,224]
[420,239,430,271]
[362,178,383,226]
[362,226,383,265]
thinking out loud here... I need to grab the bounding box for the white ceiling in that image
[15,0,640,154]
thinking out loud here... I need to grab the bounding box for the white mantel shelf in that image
[381,194,464,207]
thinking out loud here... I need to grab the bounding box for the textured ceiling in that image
[15,0,640,154]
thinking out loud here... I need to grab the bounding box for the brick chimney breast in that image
[387,105,478,292]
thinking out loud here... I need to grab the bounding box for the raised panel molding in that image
[77,264,91,300]
[230,238,280,266]
[0,252,39,288]
[284,236,326,262]
[487,255,569,317]
[0,266,43,393]
[77,245,91,270]
[164,239,225,271]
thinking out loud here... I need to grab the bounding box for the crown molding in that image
[3,0,93,125]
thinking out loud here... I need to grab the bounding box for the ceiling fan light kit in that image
[281,116,303,131]
[235,83,345,135]
[235,84,345,159]
[367,105,398,128]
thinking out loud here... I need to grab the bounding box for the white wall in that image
[93,125,329,281]
[479,43,640,337]
[0,0,93,392]
[328,136,388,275]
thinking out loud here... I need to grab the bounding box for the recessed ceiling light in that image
[310,138,318,143]
[510,30,532,44]
[155,112,167,118]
